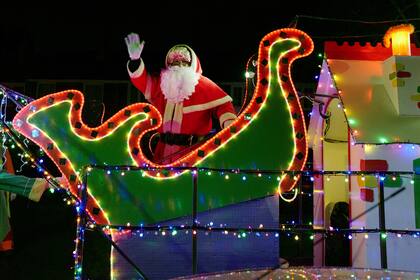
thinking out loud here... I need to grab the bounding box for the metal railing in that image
[73,165,417,280]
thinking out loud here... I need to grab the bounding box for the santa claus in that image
[125,33,237,164]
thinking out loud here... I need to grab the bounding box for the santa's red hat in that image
[165,44,202,74]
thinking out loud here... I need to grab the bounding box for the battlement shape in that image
[325,41,420,117]
[325,41,420,60]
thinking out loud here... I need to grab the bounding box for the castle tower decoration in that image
[382,24,419,116]
[308,24,420,271]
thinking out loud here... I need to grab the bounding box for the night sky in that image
[1,2,418,84]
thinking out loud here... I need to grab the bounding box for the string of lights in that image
[87,163,417,178]
[2,24,420,277]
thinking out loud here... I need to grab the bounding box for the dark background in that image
[1,2,418,84]
[1,2,419,279]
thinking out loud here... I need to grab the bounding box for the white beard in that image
[160,66,200,103]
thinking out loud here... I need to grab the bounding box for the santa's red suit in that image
[127,44,236,164]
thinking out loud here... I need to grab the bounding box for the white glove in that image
[124,32,145,60]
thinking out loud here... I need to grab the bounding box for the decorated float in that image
[1,24,419,279]
[9,28,312,279]
[308,24,420,271]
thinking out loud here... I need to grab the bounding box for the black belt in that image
[159,132,205,146]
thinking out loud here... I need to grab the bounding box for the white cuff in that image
[127,58,145,78]
[28,178,49,202]
[219,112,237,128]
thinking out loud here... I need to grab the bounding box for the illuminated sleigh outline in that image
[12,28,313,226]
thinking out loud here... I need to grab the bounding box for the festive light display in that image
[309,23,420,273]
[12,28,313,227]
[173,267,420,279]
[3,19,420,279]
[3,89,420,280]
[13,92,162,225]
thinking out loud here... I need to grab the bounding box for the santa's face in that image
[169,61,190,67]
[160,65,200,103]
